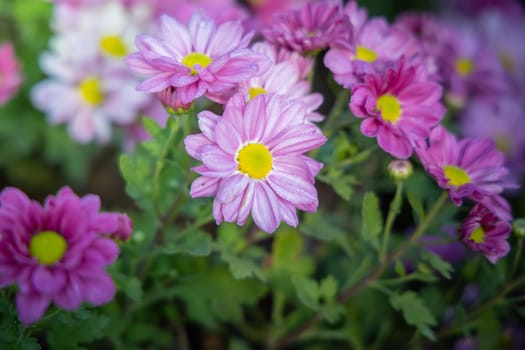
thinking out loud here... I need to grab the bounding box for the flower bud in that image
[387,159,413,180]
[156,87,191,115]
[512,218,525,238]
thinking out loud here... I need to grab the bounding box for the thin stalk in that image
[381,180,404,261]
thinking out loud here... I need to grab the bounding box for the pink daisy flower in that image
[126,13,271,105]
[416,126,515,206]
[324,2,423,88]
[184,93,327,233]
[0,186,132,324]
[0,42,22,106]
[155,0,249,25]
[238,42,324,122]
[253,41,314,79]
[349,58,445,159]
[262,0,352,54]
[460,203,511,264]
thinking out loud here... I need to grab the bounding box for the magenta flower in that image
[416,126,514,206]
[0,42,22,106]
[184,93,327,233]
[0,186,132,324]
[349,58,445,159]
[262,0,352,54]
[126,13,271,105]
[460,203,511,264]
[154,0,249,25]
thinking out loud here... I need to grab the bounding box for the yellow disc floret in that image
[237,143,273,180]
[470,226,485,244]
[444,165,471,187]
[455,57,474,77]
[181,53,212,75]
[376,94,402,123]
[355,46,377,62]
[248,87,267,100]
[30,230,68,265]
[99,35,128,58]
[78,77,104,106]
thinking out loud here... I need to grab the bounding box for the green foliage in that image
[421,250,454,280]
[390,291,437,340]
[361,192,383,252]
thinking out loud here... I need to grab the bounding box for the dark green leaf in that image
[390,291,436,340]
[361,192,383,251]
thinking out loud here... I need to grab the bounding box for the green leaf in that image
[361,192,383,251]
[221,252,266,281]
[395,259,406,277]
[321,303,346,324]
[320,275,338,302]
[292,276,320,310]
[123,277,143,301]
[162,230,213,256]
[407,190,425,223]
[47,310,110,350]
[389,291,436,340]
[421,250,453,279]
[300,213,353,256]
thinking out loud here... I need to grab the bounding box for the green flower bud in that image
[513,218,525,238]
[387,160,413,180]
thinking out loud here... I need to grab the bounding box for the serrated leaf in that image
[292,276,320,310]
[124,277,143,301]
[395,259,406,276]
[47,311,110,350]
[19,337,41,350]
[222,252,266,281]
[421,250,453,279]
[163,230,212,256]
[321,303,346,323]
[390,291,436,340]
[361,192,383,251]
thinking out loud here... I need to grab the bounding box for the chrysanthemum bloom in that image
[0,42,22,106]
[245,0,308,29]
[0,186,132,324]
[155,0,249,25]
[460,203,511,264]
[238,42,323,122]
[416,126,514,206]
[253,41,314,79]
[349,58,445,159]
[32,56,150,144]
[184,93,327,233]
[324,1,423,88]
[126,13,271,105]
[262,0,353,54]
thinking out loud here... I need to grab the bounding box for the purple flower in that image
[262,0,353,54]
[184,93,327,233]
[416,126,514,206]
[0,187,132,324]
[126,13,271,104]
[460,203,511,264]
[349,58,445,159]
[0,42,22,105]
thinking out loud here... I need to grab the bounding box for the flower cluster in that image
[0,42,22,106]
[0,186,132,324]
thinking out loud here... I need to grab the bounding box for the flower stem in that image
[381,180,404,261]
[323,89,349,137]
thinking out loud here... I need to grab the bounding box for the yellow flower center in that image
[455,57,474,77]
[78,77,104,105]
[30,230,68,265]
[470,226,485,244]
[99,35,128,58]
[355,46,377,62]
[376,94,402,123]
[444,165,471,187]
[181,53,212,75]
[237,143,273,180]
[248,87,267,100]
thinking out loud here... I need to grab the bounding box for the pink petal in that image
[16,290,50,325]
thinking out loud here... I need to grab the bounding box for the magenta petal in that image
[16,291,50,325]
[32,266,66,296]
[53,274,83,310]
[83,272,116,306]
[251,183,281,233]
[190,176,221,198]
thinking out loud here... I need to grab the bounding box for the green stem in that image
[510,238,523,277]
[272,191,450,350]
[381,181,404,261]
[323,90,349,137]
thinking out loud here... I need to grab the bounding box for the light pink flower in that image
[126,13,271,104]
[155,0,249,25]
[350,58,445,159]
[0,186,131,324]
[0,42,22,105]
[184,94,327,233]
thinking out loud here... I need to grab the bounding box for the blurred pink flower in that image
[0,186,131,324]
[184,94,326,233]
[0,42,22,106]
[127,13,271,104]
[350,58,445,159]
[262,0,352,54]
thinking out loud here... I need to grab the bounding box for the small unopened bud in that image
[156,87,191,115]
[387,160,413,180]
[513,218,525,238]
